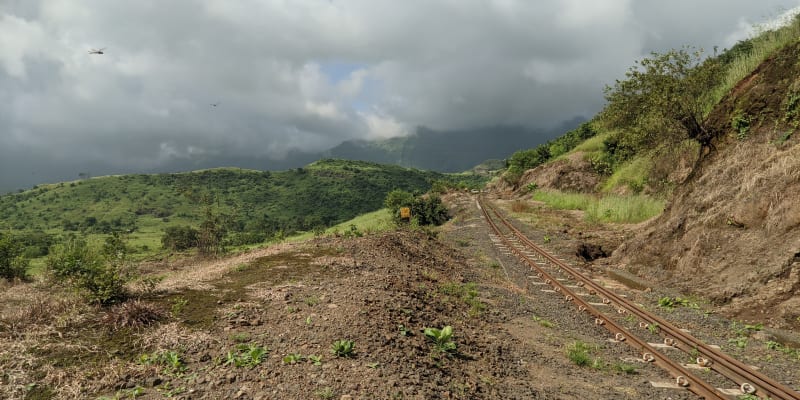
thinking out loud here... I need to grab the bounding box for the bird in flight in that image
[210,102,220,107]
[88,47,106,55]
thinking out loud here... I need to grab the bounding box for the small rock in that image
[146,376,163,387]
[340,395,353,400]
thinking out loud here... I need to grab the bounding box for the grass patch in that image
[439,282,485,317]
[586,195,664,223]
[565,340,601,368]
[572,131,612,154]
[532,189,664,224]
[531,190,593,210]
[709,14,800,110]
[600,156,652,194]
[287,209,394,243]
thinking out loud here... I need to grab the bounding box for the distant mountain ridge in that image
[0,120,583,193]
[324,120,585,172]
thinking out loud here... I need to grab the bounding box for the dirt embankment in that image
[486,151,601,195]
[611,41,800,329]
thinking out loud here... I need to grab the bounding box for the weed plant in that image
[222,344,268,368]
[331,339,355,358]
[424,325,457,353]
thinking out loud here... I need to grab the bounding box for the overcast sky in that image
[2,0,799,191]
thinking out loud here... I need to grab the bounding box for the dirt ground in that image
[2,191,799,399]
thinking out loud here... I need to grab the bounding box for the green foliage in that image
[728,336,749,349]
[161,226,199,251]
[0,232,30,281]
[712,14,800,106]
[565,341,594,367]
[424,325,457,353]
[658,296,693,309]
[731,110,751,140]
[532,189,664,224]
[46,237,133,305]
[586,194,664,223]
[170,297,188,317]
[308,354,323,366]
[10,230,56,258]
[785,91,800,124]
[330,339,355,358]
[504,123,599,184]
[599,156,652,194]
[439,282,484,316]
[765,341,781,350]
[139,350,186,374]
[0,161,471,261]
[197,202,226,258]
[601,47,721,151]
[531,315,554,328]
[613,362,638,375]
[282,353,304,364]
[223,344,268,368]
[385,190,449,226]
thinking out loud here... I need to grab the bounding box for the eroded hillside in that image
[610,41,800,329]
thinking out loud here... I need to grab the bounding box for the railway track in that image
[478,196,800,400]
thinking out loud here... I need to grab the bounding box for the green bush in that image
[0,232,29,281]
[385,190,449,226]
[46,237,133,305]
[161,225,199,251]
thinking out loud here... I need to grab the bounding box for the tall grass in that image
[710,14,800,107]
[531,190,593,210]
[531,189,664,224]
[600,156,652,194]
[572,132,611,154]
[586,195,664,224]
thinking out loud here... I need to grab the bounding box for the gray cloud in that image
[1,0,799,191]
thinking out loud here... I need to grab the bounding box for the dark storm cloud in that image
[1,0,799,191]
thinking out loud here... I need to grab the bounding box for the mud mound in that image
[518,151,601,194]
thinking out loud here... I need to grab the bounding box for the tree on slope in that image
[601,47,722,154]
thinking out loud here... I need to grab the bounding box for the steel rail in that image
[481,197,800,400]
[477,198,725,399]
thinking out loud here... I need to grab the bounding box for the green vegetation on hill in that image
[505,14,800,196]
[0,159,486,262]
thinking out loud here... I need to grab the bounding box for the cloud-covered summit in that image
[1,0,798,191]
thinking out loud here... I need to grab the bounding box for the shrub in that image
[46,237,133,305]
[161,225,199,251]
[385,190,449,226]
[0,232,29,281]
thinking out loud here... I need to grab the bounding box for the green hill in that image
[0,159,485,259]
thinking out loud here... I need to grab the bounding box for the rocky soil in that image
[1,191,799,399]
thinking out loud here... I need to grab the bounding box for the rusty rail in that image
[478,196,800,400]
